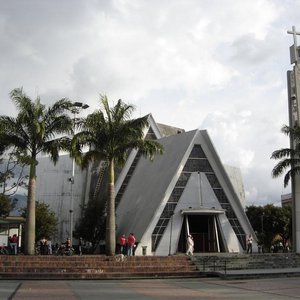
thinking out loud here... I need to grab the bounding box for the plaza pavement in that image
[2,276,300,300]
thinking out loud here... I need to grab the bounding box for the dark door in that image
[178,215,221,253]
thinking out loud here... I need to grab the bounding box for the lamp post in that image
[260,213,264,253]
[168,213,174,256]
[69,102,89,246]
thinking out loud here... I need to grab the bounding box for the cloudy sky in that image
[0,0,298,206]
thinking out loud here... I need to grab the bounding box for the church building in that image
[35,114,257,255]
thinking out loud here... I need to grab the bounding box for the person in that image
[63,237,73,255]
[127,233,136,256]
[186,234,194,256]
[118,234,126,255]
[10,234,18,255]
[78,237,83,256]
[8,236,12,254]
[47,239,52,255]
[247,234,253,254]
[65,237,71,250]
[40,237,48,255]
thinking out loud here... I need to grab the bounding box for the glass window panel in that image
[206,174,221,188]
[190,145,206,158]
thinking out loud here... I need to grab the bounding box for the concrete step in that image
[0,255,201,280]
[192,253,300,272]
[0,270,202,280]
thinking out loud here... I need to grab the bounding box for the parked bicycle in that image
[56,244,74,256]
[0,245,9,255]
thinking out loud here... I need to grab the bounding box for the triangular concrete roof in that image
[116,130,197,239]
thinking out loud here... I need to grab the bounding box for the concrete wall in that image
[35,154,88,243]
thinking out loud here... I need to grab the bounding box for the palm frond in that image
[271,148,295,159]
[283,166,300,187]
[78,150,105,169]
[272,124,300,187]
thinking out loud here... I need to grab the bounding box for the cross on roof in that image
[287,26,300,64]
[288,26,300,47]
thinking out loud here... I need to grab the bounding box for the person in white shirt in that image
[186,234,194,256]
[247,234,253,254]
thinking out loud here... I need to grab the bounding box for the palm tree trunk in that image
[106,158,116,256]
[25,163,36,255]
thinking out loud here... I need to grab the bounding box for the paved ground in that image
[1,277,300,300]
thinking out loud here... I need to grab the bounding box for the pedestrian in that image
[247,234,253,254]
[65,237,71,250]
[40,237,48,255]
[118,234,126,255]
[10,234,18,255]
[186,234,194,256]
[127,233,136,256]
[8,236,12,254]
[79,237,83,256]
[47,239,52,255]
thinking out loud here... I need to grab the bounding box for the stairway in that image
[0,255,200,280]
[191,253,300,278]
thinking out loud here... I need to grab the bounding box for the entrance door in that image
[190,215,210,252]
[178,215,223,253]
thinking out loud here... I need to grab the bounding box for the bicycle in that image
[0,245,9,255]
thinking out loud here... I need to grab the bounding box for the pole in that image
[69,174,74,245]
[69,110,76,246]
[261,214,264,253]
[69,102,89,247]
[198,172,203,206]
[287,26,300,253]
[168,213,174,255]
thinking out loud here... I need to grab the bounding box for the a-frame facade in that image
[115,121,257,256]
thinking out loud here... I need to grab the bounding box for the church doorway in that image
[177,214,224,253]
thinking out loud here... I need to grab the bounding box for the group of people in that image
[57,237,93,256]
[118,233,136,256]
[118,233,195,256]
[37,237,92,256]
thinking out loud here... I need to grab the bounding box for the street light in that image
[168,213,174,256]
[261,213,264,253]
[69,101,89,246]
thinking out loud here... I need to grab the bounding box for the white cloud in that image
[0,0,297,205]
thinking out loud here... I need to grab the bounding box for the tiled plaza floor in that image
[2,277,300,300]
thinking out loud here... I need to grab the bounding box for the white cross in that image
[288,26,300,64]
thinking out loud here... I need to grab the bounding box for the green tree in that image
[271,125,300,187]
[21,201,58,241]
[0,149,28,196]
[75,197,106,247]
[0,88,73,254]
[72,95,164,255]
[246,204,292,251]
[0,193,14,216]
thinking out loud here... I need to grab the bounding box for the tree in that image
[0,149,29,196]
[21,201,58,242]
[246,204,292,252]
[0,193,15,216]
[72,95,164,255]
[0,88,73,254]
[75,196,106,248]
[271,125,300,187]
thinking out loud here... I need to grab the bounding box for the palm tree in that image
[0,88,73,255]
[271,124,300,187]
[72,95,164,256]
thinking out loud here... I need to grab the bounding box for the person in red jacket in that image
[127,233,136,256]
[118,234,126,255]
[10,234,18,255]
